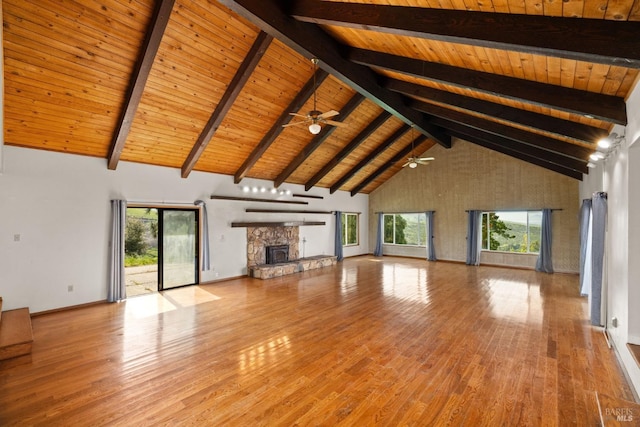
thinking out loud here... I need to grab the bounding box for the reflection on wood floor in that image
[0,256,634,425]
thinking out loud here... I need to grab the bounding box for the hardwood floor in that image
[0,257,634,425]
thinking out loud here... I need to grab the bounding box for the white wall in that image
[0,146,368,312]
[626,82,640,354]
[580,79,640,397]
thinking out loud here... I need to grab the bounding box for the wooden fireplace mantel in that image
[231,221,326,228]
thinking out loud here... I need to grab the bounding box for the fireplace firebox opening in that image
[266,245,289,265]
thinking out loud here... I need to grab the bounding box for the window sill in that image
[481,250,538,256]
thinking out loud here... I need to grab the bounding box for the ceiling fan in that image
[282,58,343,135]
[403,128,434,168]
[403,155,435,169]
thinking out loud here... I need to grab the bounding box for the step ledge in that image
[0,308,34,361]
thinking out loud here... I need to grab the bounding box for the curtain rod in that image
[126,201,200,207]
[374,211,435,214]
[464,208,563,212]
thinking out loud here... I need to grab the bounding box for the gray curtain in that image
[108,200,127,302]
[334,211,344,261]
[373,212,383,257]
[426,211,436,261]
[591,192,607,326]
[466,210,481,266]
[194,200,211,271]
[579,199,592,294]
[535,209,554,273]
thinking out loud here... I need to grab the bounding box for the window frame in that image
[341,212,359,247]
[382,213,428,247]
[480,210,542,254]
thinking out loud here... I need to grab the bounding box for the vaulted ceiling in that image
[4,0,639,194]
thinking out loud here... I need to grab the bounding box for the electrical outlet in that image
[67,285,74,292]
[14,234,20,242]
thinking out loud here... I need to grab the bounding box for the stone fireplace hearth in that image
[245,225,336,279]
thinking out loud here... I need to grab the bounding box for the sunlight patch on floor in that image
[124,293,177,319]
[163,286,221,307]
[238,334,292,374]
[124,286,221,319]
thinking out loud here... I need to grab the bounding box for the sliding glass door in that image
[159,209,199,290]
[124,207,199,295]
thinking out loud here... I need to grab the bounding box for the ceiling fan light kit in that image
[309,122,322,134]
[282,58,343,134]
[403,127,435,168]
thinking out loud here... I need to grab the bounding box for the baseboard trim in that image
[200,275,246,284]
[32,300,108,317]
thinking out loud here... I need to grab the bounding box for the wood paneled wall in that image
[369,138,580,272]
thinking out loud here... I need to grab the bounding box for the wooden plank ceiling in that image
[4,0,640,194]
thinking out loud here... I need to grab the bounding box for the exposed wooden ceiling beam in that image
[182,31,273,178]
[349,48,627,125]
[305,111,392,191]
[447,130,584,180]
[234,68,329,184]
[411,101,594,163]
[385,78,608,144]
[410,100,593,163]
[329,124,410,194]
[107,0,175,170]
[438,119,588,174]
[290,1,640,68]
[274,93,366,188]
[350,135,429,196]
[217,0,451,148]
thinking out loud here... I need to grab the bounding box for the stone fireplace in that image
[246,226,299,267]
[245,224,336,279]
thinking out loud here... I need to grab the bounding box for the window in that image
[383,213,427,246]
[341,213,359,246]
[481,211,542,254]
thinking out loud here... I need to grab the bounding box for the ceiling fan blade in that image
[323,119,346,127]
[289,112,309,119]
[417,157,435,161]
[318,110,339,119]
[282,120,309,128]
[402,161,410,167]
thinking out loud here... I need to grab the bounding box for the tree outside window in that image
[481,211,541,253]
[383,213,427,246]
[341,213,359,246]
